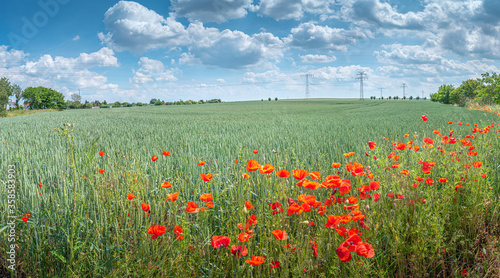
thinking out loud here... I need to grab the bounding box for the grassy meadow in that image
[1,99,500,277]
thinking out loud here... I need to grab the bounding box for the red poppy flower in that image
[369,181,380,191]
[166,192,179,201]
[292,169,308,180]
[245,256,265,265]
[373,193,380,202]
[269,261,280,268]
[448,121,453,124]
[396,194,404,199]
[461,270,468,275]
[473,161,483,168]
[276,169,290,178]
[368,141,376,150]
[259,164,275,174]
[174,225,184,240]
[200,173,213,181]
[162,150,170,156]
[152,156,158,161]
[253,150,258,154]
[336,246,352,262]
[147,224,166,239]
[197,160,206,166]
[401,169,410,175]
[245,200,253,210]
[234,159,239,164]
[272,229,288,240]
[22,217,29,222]
[206,201,215,208]
[439,178,448,183]
[211,235,231,248]
[186,202,199,213]
[246,214,258,225]
[238,232,251,242]
[200,193,213,202]
[387,192,395,197]
[161,181,172,188]
[246,159,260,172]
[98,169,104,174]
[141,203,150,212]
[426,178,434,186]
[99,150,105,156]
[242,173,250,179]
[230,245,248,257]
[38,182,43,188]
[332,162,341,168]
[127,193,135,200]
[420,115,428,121]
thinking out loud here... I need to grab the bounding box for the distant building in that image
[91,106,100,109]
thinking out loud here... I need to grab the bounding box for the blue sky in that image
[1,0,499,103]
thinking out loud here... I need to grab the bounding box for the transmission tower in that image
[378,87,384,98]
[301,74,313,99]
[401,83,407,98]
[356,71,367,100]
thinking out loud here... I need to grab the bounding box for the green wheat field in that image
[1,99,499,277]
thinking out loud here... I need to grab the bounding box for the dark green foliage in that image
[22,86,66,110]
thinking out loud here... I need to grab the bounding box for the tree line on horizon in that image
[431,72,500,106]
[0,77,222,117]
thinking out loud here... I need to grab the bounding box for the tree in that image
[0,77,13,116]
[12,84,22,108]
[275,97,278,101]
[430,84,454,104]
[22,86,66,110]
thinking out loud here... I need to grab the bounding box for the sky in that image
[0,0,499,103]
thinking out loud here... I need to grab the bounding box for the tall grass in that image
[1,99,499,277]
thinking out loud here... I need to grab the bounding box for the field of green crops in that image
[1,99,500,277]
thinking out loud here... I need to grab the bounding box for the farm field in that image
[1,99,500,277]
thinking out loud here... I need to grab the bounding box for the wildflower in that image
[200,193,213,202]
[272,229,288,240]
[230,245,248,257]
[152,156,158,161]
[99,150,105,156]
[246,160,260,172]
[161,181,172,188]
[245,200,253,210]
[259,164,275,174]
[211,235,231,248]
[293,169,309,180]
[245,256,265,265]
[166,192,179,201]
[276,169,290,178]
[162,150,171,156]
[38,182,42,188]
[200,173,213,181]
[269,261,280,268]
[368,141,376,150]
[332,162,341,168]
[99,169,104,174]
[421,115,428,121]
[253,150,258,154]
[147,225,166,239]
[141,203,150,212]
[174,225,184,240]
[127,193,135,200]
[197,160,206,166]
[186,202,199,213]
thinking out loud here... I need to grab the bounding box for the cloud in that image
[252,0,336,21]
[171,0,252,23]
[285,22,370,51]
[299,54,336,63]
[0,47,119,90]
[338,0,426,30]
[98,1,188,54]
[72,35,80,41]
[307,65,371,81]
[374,43,498,77]
[131,57,177,84]
[99,1,284,69]
[0,45,28,68]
